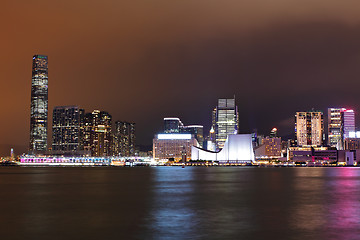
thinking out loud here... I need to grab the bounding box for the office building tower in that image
[214,98,239,150]
[82,110,112,156]
[343,109,355,139]
[82,112,93,154]
[295,111,324,147]
[114,121,136,157]
[183,125,204,147]
[328,108,342,147]
[30,55,48,153]
[328,108,356,148]
[164,117,184,133]
[270,128,278,138]
[52,106,83,154]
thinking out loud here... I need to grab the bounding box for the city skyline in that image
[2,2,360,240]
[2,53,360,155]
[2,1,360,155]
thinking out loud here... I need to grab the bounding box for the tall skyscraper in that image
[295,111,324,146]
[214,98,239,150]
[30,55,48,153]
[52,106,83,154]
[328,108,355,148]
[114,121,136,157]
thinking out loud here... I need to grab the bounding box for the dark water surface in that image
[0,167,359,240]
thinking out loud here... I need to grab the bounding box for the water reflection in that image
[289,168,360,239]
[146,167,198,239]
[145,167,256,239]
[290,168,327,232]
[325,168,360,239]
[1,167,360,239]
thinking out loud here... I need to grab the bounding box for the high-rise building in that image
[82,110,112,156]
[52,106,83,154]
[328,108,342,147]
[30,55,48,153]
[270,128,278,138]
[214,98,239,150]
[343,109,355,139]
[328,108,356,148]
[295,111,324,147]
[183,125,204,147]
[164,117,184,133]
[114,121,136,157]
[82,112,93,154]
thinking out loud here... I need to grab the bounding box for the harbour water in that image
[0,166,359,239]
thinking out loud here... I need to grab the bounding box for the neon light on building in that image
[157,134,192,140]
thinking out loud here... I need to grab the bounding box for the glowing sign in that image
[157,134,192,140]
[163,117,180,121]
[185,125,204,128]
[349,131,360,138]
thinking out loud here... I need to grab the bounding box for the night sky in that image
[2,0,360,155]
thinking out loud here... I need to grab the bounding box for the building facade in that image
[52,106,83,154]
[82,110,112,156]
[262,137,282,157]
[183,125,204,148]
[114,121,136,157]
[191,134,255,163]
[328,108,342,147]
[343,109,355,140]
[164,117,184,133]
[295,111,324,147]
[153,134,198,163]
[214,98,239,150]
[328,108,355,148]
[30,55,48,153]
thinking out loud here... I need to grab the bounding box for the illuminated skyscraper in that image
[342,109,355,139]
[295,111,324,147]
[114,121,136,157]
[52,106,83,154]
[328,108,355,148]
[214,98,239,150]
[328,108,342,147]
[30,55,48,153]
[82,110,112,156]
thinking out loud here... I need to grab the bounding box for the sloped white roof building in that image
[191,134,255,163]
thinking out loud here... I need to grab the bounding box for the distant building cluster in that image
[153,118,203,163]
[29,55,136,157]
[153,97,254,164]
[27,54,360,166]
[254,108,359,166]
